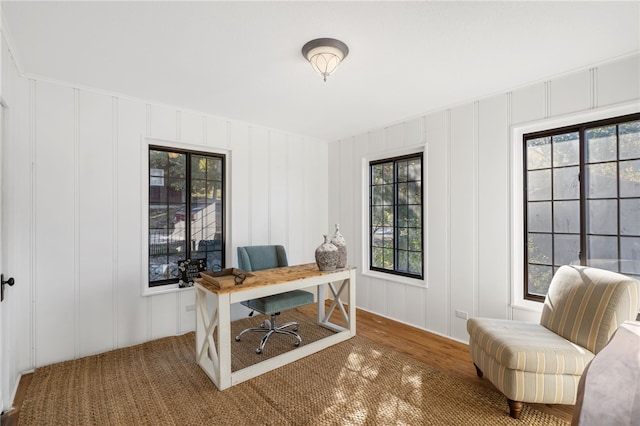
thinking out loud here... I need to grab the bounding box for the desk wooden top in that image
[195,263,355,295]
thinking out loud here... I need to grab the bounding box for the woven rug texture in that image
[19,311,568,425]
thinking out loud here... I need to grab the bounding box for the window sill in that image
[510,298,543,314]
[362,269,427,288]
[142,284,196,297]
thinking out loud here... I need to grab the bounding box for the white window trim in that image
[141,136,231,296]
[361,144,427,288]
[510,101,640,312]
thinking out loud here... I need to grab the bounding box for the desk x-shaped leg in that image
[195,286,232,389]
[318,278,351,332]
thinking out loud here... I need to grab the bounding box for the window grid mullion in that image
[148,147,225,287]
[369,164,375,272]
[369,154,423,280]
[550,138,555,275]
[579,127,586,266]
[523,112,640,300]
[616,124,622,273]
[185,152,192,260]
[393,160,399,270]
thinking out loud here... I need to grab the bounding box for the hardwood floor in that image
[1,373,31,426]
[343,307,575,423]
[1,306,574,425]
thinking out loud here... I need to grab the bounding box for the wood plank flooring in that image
[1,373,31,426]
[1,306,574,425]
[339,307,574,423]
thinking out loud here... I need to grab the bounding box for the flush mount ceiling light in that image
[302,38,349,82]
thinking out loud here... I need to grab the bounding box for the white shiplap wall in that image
[2,33,33,409]
[3,63,329,370]
[328,54,640,342]
[1,28,638,406]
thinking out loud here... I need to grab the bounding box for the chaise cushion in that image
[467,318,594,375]
[470,338,582,404]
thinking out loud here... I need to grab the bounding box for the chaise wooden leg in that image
[473,363,483,378]
[507,399,523,419]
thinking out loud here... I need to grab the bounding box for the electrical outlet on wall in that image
[455,309,468,320]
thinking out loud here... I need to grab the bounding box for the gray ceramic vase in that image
[331,223,347,268]
[315,234,339,271]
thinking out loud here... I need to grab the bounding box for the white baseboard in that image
[356,306,469,345]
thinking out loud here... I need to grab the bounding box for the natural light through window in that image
[522,112,640,301]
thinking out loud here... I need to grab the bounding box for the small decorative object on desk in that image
[177,258,207,288]
[315,234,339,271]
[331,223,347,268]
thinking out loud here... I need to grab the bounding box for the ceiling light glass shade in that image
[302,38,349,82]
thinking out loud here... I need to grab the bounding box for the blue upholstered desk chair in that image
[235,245,314,354]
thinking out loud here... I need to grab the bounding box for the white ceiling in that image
[3,1,639,141]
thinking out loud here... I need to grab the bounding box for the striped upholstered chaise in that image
[467,265,639,419]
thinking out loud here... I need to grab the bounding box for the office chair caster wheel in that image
[293,326,299,332]
[235,336,241,341]
[294,341,300,347]
[256,348,262,354]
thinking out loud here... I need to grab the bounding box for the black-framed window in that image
[369,153,423,279]
[148,146,225,287]
[524,113,640,301]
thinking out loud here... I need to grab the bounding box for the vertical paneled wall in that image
[2,34,32,408]
[329,54,640,342]
[6,78,327,368]
[2,47,638,381]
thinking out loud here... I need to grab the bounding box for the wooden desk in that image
[194,263,357,390]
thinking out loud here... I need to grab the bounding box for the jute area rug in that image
[19,311,568,426]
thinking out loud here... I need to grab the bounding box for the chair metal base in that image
[235,313,302,354]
